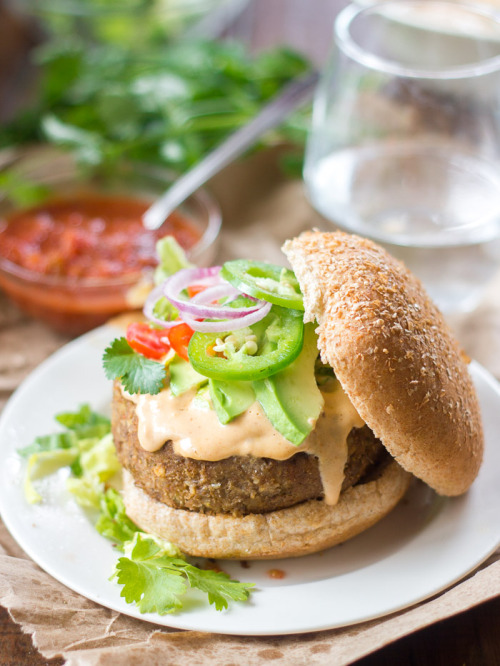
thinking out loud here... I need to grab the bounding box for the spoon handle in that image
[142,70,319,230]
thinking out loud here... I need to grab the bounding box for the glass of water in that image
[303,1,500,313]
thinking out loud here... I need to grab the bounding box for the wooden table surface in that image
[0,0,499,663]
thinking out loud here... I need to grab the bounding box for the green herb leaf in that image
[0,30,310,176]
[41,114,104,165]
[112,533,253,614]
[113,557,187,615]
[181,564,254,611]
[102,337,166,394]
[0,171,50,207]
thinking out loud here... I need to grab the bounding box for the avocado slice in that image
[253,323,324,445]
[169,357,207,396]
[209,379,256,425]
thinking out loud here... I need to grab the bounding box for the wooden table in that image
[0,0,499,663]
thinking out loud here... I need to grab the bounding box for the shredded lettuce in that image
[19,404,254,614]
[152,296,179,322]
[18,431,77,459]
[95,488,140,549]
[66,476,104,509]
[56,405,111,441]
[66,433,119,508]
[79,433,121,482]
[22,404,111,504]
[154,236,193,285]
[24,448,79,504]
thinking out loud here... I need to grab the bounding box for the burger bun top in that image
[283,230,483,496]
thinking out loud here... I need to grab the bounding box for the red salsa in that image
[0,194,201,279]
[0,193,203,335]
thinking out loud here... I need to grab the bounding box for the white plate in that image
[0,325,499,636]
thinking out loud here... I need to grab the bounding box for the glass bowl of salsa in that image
[0,147,221,336]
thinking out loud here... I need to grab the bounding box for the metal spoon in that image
[142,70,319,230]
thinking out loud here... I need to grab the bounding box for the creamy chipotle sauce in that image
[123,380,364,506]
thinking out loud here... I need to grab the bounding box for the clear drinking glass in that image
[303,1,500,312]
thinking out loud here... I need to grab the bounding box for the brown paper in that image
[0,155,499,665]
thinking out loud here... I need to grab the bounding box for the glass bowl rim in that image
[0,158,222,289]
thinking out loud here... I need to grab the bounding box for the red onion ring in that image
[163,267,266,320]
[146,265,273,334]
[143,284,180,329]
[164,266,222,296]
[191,284,242,305]
[182,300,272,333]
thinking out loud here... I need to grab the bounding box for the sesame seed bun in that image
[283,230,484,496]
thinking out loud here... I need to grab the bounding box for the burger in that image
[105,231,484,560]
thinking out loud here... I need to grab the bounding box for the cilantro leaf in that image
[181,564,254,611]
[113,558,186,615]
[0,31,311,178]
[102,337,166,394]
[111,533,254,614]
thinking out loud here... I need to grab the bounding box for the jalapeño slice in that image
[188,305,304,381]
[220,259,304,311]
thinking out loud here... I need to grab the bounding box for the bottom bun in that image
[122,461,411,560]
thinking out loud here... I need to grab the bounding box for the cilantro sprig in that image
[103,337,166,394]
[19,406,254,614]
[113,532,253,614]
[0,33,310,177]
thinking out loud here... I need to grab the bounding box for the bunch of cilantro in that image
[1,25,311,174]
[19,404,253,614]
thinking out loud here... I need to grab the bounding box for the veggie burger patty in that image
[112,382,387,516]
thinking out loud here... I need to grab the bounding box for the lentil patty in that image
[112,382,386,516]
